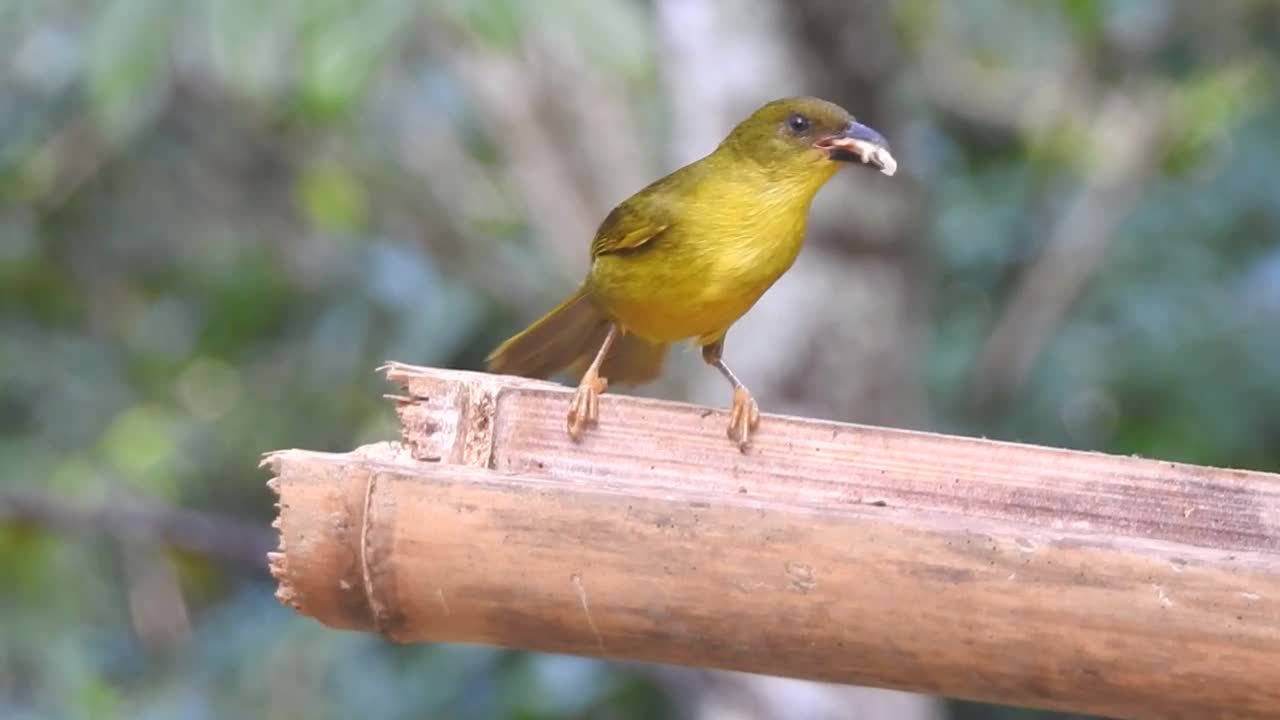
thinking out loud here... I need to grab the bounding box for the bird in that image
[486,96,896,450]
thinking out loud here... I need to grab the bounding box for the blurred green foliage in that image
[1,1,1277,718]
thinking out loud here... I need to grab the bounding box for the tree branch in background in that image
[968,88,1170,411]
[754,0,929,430]
[917,38,1092,137]
[0,490,275,573]
[423,14,652,281]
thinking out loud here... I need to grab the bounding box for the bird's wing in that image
[589,202,670,258]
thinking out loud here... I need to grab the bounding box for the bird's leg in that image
[701,338,760,451]
[567,323,618,441]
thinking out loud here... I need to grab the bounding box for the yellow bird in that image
[487,96,896,450]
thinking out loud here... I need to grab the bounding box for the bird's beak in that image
[814,121,897,176]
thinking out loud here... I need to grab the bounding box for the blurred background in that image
[2,0,1278,718]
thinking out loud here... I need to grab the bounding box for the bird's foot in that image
[567,371,608,441]
[727,385,761,452]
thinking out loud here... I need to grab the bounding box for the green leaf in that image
[87,0,177,141]
[296,162,369,232]
[98,404,179,498]
[295,0,413,121]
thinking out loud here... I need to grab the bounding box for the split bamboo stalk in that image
[264,363,1280,719]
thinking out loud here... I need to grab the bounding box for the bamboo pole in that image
[264,363,1280,719]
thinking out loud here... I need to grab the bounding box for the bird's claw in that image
[567,372,608,441]
[727,386,761,452]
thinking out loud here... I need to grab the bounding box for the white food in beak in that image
[853,140,897,177]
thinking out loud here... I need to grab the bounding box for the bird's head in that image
[720,96,897,180]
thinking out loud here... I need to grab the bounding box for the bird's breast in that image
[690,202,806,300]
[590,196,810,344]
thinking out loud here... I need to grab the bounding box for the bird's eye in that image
[787,113,810,133]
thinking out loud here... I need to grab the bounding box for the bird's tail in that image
[487,287,668,386]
